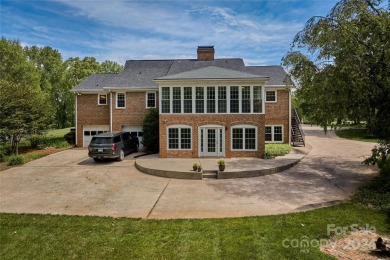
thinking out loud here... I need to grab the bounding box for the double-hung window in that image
[218,86,227,113]
[168,126,192,150]
[146,92,156,108]
[98,94,107,105]
[196,87,204,113]
[184,87,192,113]
[231,126,257,150]
[161,87,170,113]
[241,86,251,113]
[265,125,283,143]
[172,87,181,113]
[230,86,239,113]
[266,90,277,102]
[253,86,263,113]
[207,87,215,113]
[116,93,125,108]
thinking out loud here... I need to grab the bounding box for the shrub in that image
[28,134,43,149]
[265,144,291,158]
[142,108,159,153]
[0,150,5,162]
[363,142,390,177]
[6,155,25,165]
[64,131,75,145]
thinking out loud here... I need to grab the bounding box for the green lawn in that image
[335,128,378,143]
[1,173,390,260]
[0,128,72,166]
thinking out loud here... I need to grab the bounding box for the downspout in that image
[75,94,78,146]
[110,91,113,132]
[288,87,292,145]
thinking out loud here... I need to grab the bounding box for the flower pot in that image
[197,166,202,172]
[219,165,225,171]
[193,165,198,171]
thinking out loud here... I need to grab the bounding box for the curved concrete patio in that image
[135,147,309,180]
[0,125,378,219]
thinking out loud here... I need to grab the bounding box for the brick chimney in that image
[197,46,215,61]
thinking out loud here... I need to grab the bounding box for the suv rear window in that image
[113,135,121,143]
[91,137,112,144]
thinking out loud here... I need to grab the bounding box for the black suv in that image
[88,132,138,162]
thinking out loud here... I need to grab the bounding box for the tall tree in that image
[0,38,54,154]
[99,60,123,73]
[282,0,390,140]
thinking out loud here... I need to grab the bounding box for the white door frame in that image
[198,125,225,157]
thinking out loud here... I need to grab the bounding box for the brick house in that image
[72,46,293,158]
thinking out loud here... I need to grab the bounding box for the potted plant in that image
[217,159,225,171]
[197,164,202,172]
[193,163,198,171]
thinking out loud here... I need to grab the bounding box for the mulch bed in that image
[321,231,390,259]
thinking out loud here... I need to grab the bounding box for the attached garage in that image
[82,125,110,147]
[122,126,144,150]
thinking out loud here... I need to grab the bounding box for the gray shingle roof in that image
[157,66,268,80]
[71,58,288,92]
[73,73,118,91]
[244,66,288,86]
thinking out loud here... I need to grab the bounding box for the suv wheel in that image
[118,149,125,161]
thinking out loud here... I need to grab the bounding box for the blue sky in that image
[1,0,339,65]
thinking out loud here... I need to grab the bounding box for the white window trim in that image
[231,125,258,151]
[265,90,277,103]
[116,92,126,109]
[265,125,284,143]
[159,86,265,115]
[167,125,192,150]
[145,92,156,108]
[98,94,107,106]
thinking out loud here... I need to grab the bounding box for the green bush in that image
[6,155,25,165]
[142,108,159,153]
[28,134,43,149]
[64,131,75,145]
[264,144,291,158]
[39,137,69,149]
[363,142,390,177]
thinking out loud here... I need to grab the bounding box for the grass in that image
[1,163,389,259]
[265,144,292,157]
[335,128,378,143]
[0,128,71,165]
[0,203,388,259]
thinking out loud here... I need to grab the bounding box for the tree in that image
[142,108,159,153]
[282,0,390,141]
[99,60,123,73]
[0,38,54,155]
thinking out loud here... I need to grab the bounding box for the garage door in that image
[122,126,144,150]
[83,125,109,147]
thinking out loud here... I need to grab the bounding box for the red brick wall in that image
[111,92,158,131]
[76,94,110,146]
[76,91,158,147]
[159,114,265,158]
[197,50,215,61]
[265,89,290,143]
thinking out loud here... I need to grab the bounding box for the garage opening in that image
[122,126,144,150]
[83,125,109,147]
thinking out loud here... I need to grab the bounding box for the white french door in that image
[199,126,224,157]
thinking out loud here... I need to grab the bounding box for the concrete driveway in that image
[0,126,378,219]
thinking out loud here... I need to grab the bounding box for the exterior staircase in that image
[202,170,218,179]
[291,108,305,147]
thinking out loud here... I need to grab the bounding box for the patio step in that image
[202,170,218,179]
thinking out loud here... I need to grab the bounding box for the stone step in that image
[202,170,218,179]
